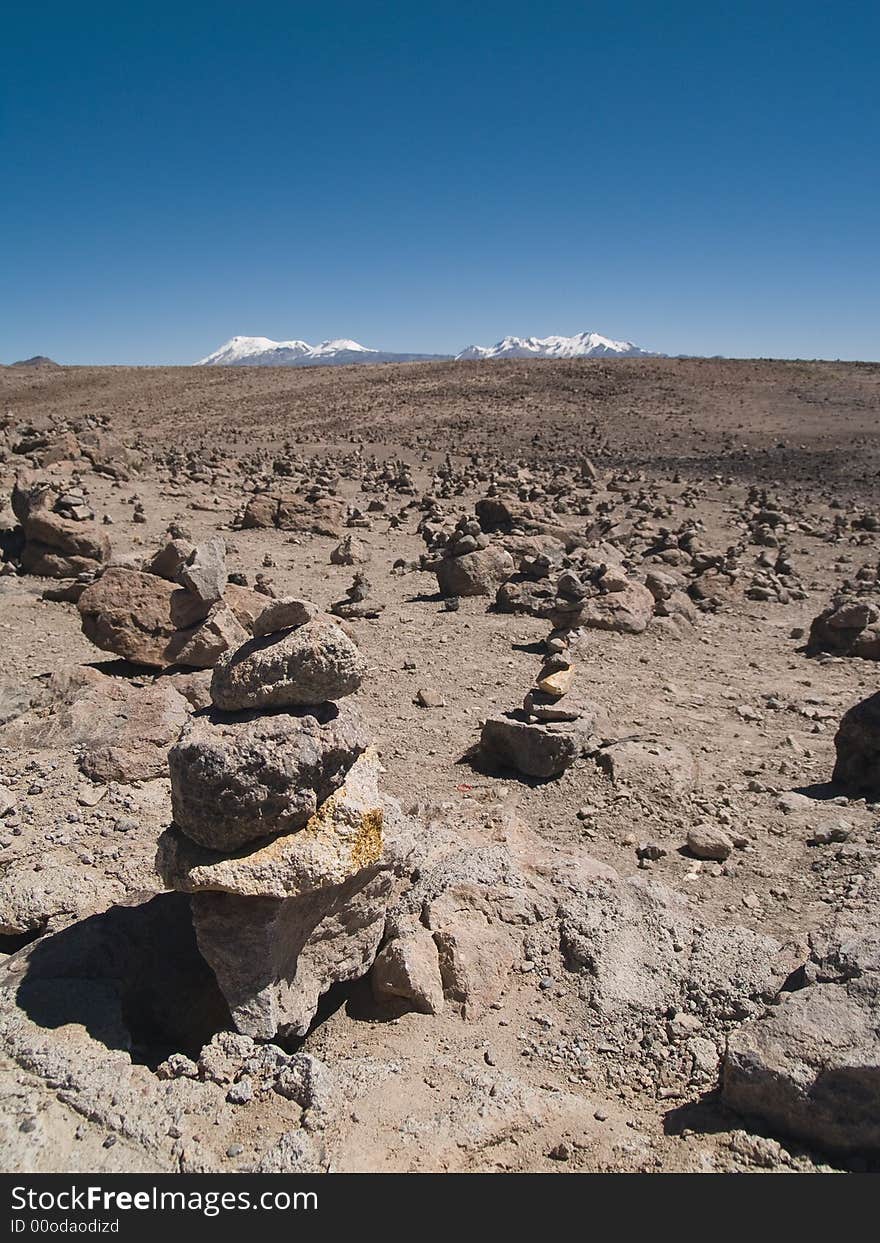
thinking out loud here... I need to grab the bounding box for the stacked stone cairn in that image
[480,633,600,779]
[158,599,414,1039]
[12,471,110,580]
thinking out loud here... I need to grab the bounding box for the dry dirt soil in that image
[0,357,878,1175]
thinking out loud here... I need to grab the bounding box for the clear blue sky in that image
[2,1,878,364]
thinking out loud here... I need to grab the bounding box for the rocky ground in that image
[0,356,879,1175]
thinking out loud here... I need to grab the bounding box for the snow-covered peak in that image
[196,336,376,365]
[308,339,374,357]
[195,329,658,368]
[197,336,312,365]
[456,331,654,360]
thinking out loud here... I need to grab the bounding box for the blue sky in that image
[2,1,878,364]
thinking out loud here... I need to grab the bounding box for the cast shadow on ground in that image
[12,892,230,1067]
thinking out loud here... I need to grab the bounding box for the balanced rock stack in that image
[12,472,110,580]
[158,600,415,1039]
[77,536,268,669]
[480,640,599,779]
[434,515,515,598]
[330,570,384,620]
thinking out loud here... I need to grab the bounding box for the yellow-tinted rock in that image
[535,666,574,698]
[157,749,385,899]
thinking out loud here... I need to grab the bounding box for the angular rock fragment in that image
[167,603,249,670]
[177,537,228,611]
[481,715,580,779]
[371,919,446,1014]
[723,976,880,1154]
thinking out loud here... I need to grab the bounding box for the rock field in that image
[1,355,879,1174]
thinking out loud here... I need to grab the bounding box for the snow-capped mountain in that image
[196,330,659,367]
[196,336,447,367]
[456,331,657,360]
[197,336,312,365]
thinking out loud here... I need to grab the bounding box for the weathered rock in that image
[276,496,345,537]
[167,701,368,851]
[0,667,189,784]
[240,494,279,529]
[23,510,110,564]
[436,546,515,597]
[78,568,180,667]
[832,691,880,796]
[255,1131,326,1173]
[808,596,880,660]
[562,580,655,634]
[251,597,319,637]
[224,583,273,631]
[79,432,143,480]
[723,974,880,1153]
[168,669,213,711]
[686,823,734,861]
[535,665,574,697]
[0,678,34,726]
[12,474,110,577]
[158,752,418,1038]
[372,919,445,1014]
[495,578,557,617]
[210,618,366,711]
[0,895,254,1171]
[167,603,249,670]
[177,537,227,609]
[561,875,791,1038]
[78,568,265,669]
[426,885,520,1019]
[480,715,580,779]
[330,534,367,566]
[160,749,386,897]
[20,544,102,578]
[145,539,194,581]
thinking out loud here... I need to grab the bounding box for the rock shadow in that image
[790,782,844,802]
[12,892,230,1067]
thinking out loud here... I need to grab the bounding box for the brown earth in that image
[0,357,878,1174]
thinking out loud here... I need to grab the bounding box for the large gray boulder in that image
[436,546,514,597]
[723,975,880,1154]
[168,701,368,851]
[210,617,366,711]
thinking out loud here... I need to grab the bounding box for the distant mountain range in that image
[196,331,659,367]
[456,332,655,360]
[196,337,449,367]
